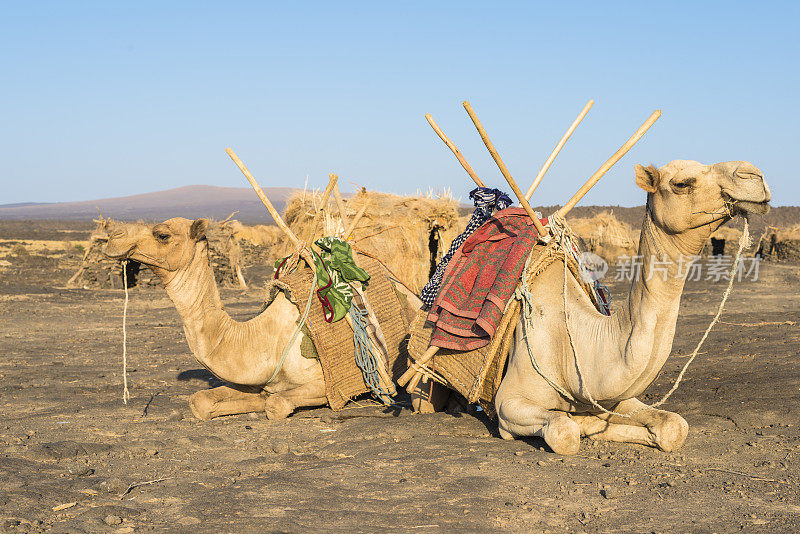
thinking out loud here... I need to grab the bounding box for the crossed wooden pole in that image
[399,101,661,395]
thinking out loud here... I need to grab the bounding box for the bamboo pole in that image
[557,110,661,217]
[424,113,485,187]
[462,101,547,236]
[332,181,349,235]
[398,345,438,388]
[343,199,370,240]
[225,148,301,246]
[524,100,594,201]
[303,174,338,244]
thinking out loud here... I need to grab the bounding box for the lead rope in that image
[520,215,750,418]
[122,260,130,404]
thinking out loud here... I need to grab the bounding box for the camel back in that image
[408,240,599,417]
[274,253,414,410]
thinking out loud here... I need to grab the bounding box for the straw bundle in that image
[277,189,464,293]
[568,210,639,261]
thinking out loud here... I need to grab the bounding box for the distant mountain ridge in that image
[0,185,297,223]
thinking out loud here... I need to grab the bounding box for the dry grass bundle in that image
[568,210,639,261]
[280,189,465,293]
[225,220,284,246]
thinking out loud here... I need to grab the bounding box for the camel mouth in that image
[102,242,135,260]
[731,199,771,216]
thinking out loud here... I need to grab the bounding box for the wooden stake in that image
[524,100,594,201]
[462,101,547,236]
[225,148,301,247]
[344,199,370,240]
[332,181,349,235]
[425,113,485,187]
[304,174,338,245]
[557,110,661,217]
[398,345,439,388]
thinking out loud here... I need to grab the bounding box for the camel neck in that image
[162,241,230,359]
[617,204,707,395]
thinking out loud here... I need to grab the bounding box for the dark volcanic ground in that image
[0,232,799,532]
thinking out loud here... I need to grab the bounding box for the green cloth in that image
[312,237,370,323]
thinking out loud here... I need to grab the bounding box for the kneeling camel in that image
[104,217,332,420]
[496,160,771,454]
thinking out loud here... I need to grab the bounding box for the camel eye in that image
[154,231,170,242]
[671,178,696,192]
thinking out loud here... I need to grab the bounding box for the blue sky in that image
[1,1,797,206]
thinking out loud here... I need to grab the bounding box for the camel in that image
[495,160,771,455]
[103,217,416,421]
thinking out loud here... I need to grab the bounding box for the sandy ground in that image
[0,241,799,533]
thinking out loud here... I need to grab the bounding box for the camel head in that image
[103,217,209,278]
[635,160,771,240]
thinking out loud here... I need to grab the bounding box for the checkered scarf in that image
[419,187,513,306]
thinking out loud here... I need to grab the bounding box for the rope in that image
[121,260,130,404]
[349,304,394,404]
[646,219,750,410]
[518,214,750,418]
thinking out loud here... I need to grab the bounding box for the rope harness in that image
[517,212,750,418]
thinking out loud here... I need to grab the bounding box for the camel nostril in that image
[734,163,763,181]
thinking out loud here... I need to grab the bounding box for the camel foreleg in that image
[264,380,327,420]
[189,384,266,421]
[497,397,581,455]
[572,397,689,452]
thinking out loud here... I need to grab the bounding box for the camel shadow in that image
[177,369,224,388]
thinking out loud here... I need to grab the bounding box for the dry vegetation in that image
[279,189,466,293]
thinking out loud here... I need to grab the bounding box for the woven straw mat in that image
[275,253,412,410]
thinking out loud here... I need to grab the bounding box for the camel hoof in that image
[189,392,215,421]
[543,416,581,455]
[653,413,689,452]
[497,422,514,441]
[264,394,294,420]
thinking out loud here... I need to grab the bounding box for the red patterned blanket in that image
[427,208,546,350]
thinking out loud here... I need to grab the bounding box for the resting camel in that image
[103,218,423,420]
[495,160,771,454]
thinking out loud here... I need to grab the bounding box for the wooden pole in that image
[398,345,439,388]
[225,148,301,247]
[524,100,594,201]
[462,101,547,236]
[425,113,485,187]
[303,174,338,245]
[343,199,370,240]
[332,181,349,235]
[557,110,661,217]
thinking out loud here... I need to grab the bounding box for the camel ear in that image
[189,219,208,241]
[635,164,661,193]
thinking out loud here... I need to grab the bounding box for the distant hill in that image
[0,185,296,223]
